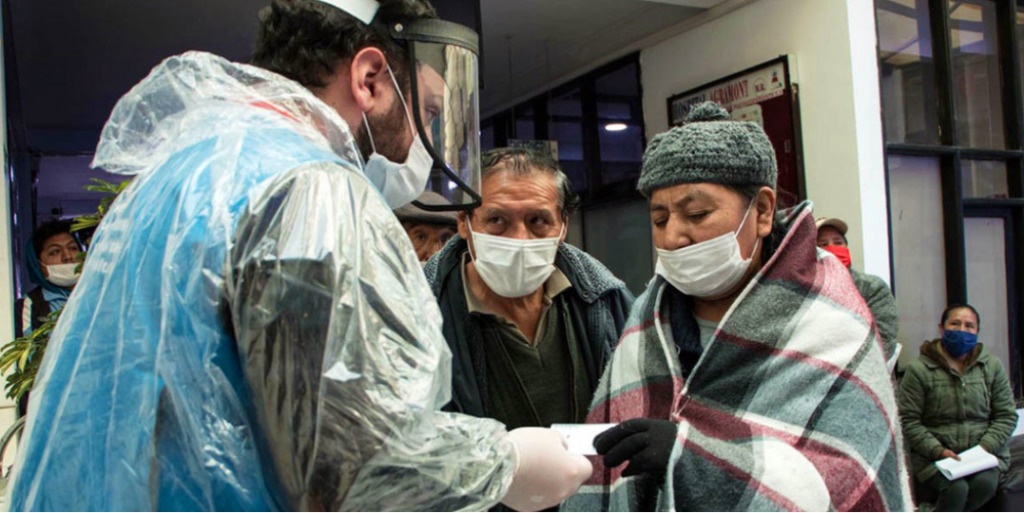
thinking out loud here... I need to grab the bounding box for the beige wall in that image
[0,11,20,494]
[639,0,890,280]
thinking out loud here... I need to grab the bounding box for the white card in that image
[550,423,617,455]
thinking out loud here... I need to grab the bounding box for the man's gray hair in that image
[479,147,580,221]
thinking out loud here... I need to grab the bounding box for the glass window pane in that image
[582,199,652,295]
[961,159,1009,198]
[595,63,644,186]
[948,0,1005,148]
[481,122,495,152]
[514,105,535,140]
[876,0,940,145]
[888,155,947,369]
[1019,7,1024,107]
[965,217,1011,372]
[547,88,587,193]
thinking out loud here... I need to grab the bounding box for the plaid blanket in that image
[563,202,912,511]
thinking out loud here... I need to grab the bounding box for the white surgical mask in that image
[655,199,759,298]
[468,220,564,298]
[45,263,80,288]
[362,64,433,209]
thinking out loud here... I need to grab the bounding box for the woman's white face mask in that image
[45,263,81,288]
[654,198,759,298]
[468,219,564,298]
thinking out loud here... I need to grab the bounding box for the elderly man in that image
[395,190,458,263]
[816,216,900,366]
[425,147,634,430]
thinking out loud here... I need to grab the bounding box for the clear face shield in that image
[391,19,482,212]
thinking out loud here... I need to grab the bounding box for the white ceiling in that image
[640,0,725,7]
[478,0,702,115]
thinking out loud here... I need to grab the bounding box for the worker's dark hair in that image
[252,0,437,89]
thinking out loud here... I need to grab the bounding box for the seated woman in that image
[563,102,912,511]
[899,304,1017,512]
[15,219,82,338]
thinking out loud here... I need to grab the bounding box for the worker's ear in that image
[348,47,391,113]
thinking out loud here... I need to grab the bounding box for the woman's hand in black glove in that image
[593,418,678,479]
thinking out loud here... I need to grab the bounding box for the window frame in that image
[876,0,1024,395]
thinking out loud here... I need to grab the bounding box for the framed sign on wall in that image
[666,56,804,204]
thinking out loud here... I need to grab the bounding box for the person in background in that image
[8,0,590,511]
[13,219,83,417]
[394,190,457,263]
[898,303,1017,512]
[14,219,82,338]
[564,101,912,511]
[816,216,900,366]
[425,147,634,430]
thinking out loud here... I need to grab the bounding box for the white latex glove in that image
[500,427,594,511]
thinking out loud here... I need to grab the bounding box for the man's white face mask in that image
[362,64,433,209]
[654,198,759,298]
[45,262,81,288]
[468,219,564,298]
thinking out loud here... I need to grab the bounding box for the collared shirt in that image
[460,252,589,429]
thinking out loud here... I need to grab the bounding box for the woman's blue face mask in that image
[941,330,978,358]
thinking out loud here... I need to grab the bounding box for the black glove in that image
[593,418,678,479]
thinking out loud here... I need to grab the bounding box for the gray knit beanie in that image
[637,101,777,196]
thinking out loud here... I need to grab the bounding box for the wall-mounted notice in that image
[667,56,804,203]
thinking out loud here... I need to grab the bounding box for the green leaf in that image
[71,215,102,233]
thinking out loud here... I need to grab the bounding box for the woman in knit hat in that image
[563,102,913,511]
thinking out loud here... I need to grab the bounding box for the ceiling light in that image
[604,123,628,132]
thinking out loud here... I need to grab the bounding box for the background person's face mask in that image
[45,262,80,287]
[941,329,978,358]
[362,65,433,209]
[655,199,759,298]
[822,245,852,268]
[468,219,563,298]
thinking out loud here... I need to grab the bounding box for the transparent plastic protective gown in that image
[8,51,515,511]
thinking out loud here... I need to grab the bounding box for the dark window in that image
[480,53,646,205]
[547,87,588,193]
[877,0,939,145]
[948,0,1005,148]
[596,61,644,188]
[481,121,495,152]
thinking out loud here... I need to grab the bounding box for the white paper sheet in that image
[935,445,999,481]
[1012,408,1024,438]
[550,423,617,456]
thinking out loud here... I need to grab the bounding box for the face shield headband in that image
[314,0,483,212]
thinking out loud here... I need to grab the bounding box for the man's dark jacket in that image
[424,236,635,417]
